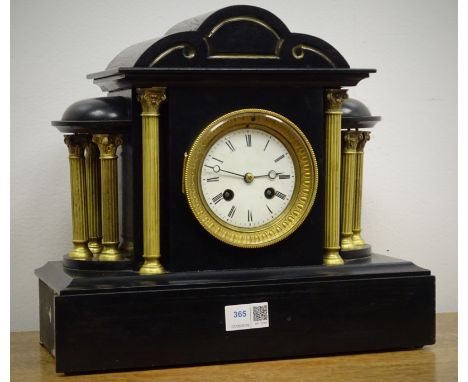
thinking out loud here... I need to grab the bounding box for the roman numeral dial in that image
[200,127,296,229]
[184,109,318,249]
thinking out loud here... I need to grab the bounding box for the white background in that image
[11,0,457,331]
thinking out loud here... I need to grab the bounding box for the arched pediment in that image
[105,5,349,70]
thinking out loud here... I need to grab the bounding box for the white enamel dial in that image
[201,127,296,228]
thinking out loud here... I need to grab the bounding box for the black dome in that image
[52,97,131,133]
[342,98,381,129]
[61,97,130,122]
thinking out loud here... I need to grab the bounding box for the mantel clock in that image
[35,5,435,374]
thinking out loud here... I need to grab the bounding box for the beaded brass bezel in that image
[184,109,318,248]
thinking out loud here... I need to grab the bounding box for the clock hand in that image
[255,170,284,179]
[220,168,245,177]
[204,165,244,178]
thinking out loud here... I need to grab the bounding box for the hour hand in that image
[255,170,284,179]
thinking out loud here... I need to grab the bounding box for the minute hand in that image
[205,165,244,178]
[219,168,245,177]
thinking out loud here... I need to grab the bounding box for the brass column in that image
[340,131,361,250]
[352,131,371,246]
[323,89,347,265]
[85,141,102,254]
[137,87,167,275]
[92,134,124,261]
[64,134,92,260]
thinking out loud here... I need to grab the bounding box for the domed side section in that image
[61,97,130,121]
[52,97,131,133]
[342,98,372,118]
[341,98,381,129]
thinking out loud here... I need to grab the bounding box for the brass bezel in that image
[184,108,318,248]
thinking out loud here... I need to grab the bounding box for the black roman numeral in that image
[212,157,223,163]
[225,140,235,152]
[264,139,270,151]
[245,134,252,147]
[266,205,273,214]
[228,205,236,218]
[275,191,286,200]
[278,174,290,179]
[247,209,253,222]
[206,177,219,182]
[274,154,285,163]
[212,193,223,204]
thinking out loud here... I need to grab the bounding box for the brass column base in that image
[88,238,103,255]
[340,235,354,250]
[68,242,92,261]
[139,260,165,275]
[352,231,366,247]
[99,244,122,261]
[323,249,345,266]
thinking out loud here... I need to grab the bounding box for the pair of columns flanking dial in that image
[64,133,123,261]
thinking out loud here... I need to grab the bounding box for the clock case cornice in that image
[87,5,375,92]
[89,68,376,93]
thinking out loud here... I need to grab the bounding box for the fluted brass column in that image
[323,89,347,266]
[137,87,166,275]
[85,141,102,255]
[340,131,362,250]
[352,131,371,246]
[92,134,124,261]
[64,134,92,260]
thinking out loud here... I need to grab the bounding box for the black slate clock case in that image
[118,5,348,272]
[36,5,435,374]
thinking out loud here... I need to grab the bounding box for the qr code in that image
[252,305,268,322]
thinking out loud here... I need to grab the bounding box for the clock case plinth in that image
[36,254,435,374]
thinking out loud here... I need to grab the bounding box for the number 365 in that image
[234,310,247,318]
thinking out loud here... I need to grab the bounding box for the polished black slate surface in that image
[159,86,325,272]
[342,116,381,129]
[52,96,132,133]
[101,5,350,71]
[89,68,376,92]
[37,254,435,373]
[341,98,381,129]
[35,254,431,296]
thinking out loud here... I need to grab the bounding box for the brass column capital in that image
[64,134,88,158]
[137,87,167,116]
[343,131,362,152]
[92,134,124,159]
[325,89,348,112]
[357,131,371,152]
